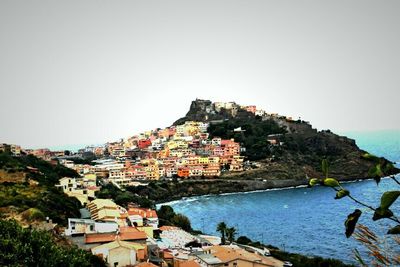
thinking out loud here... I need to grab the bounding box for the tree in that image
[236,235,252,245]
[157,205,176,226]
[156,205,193,232]
[172,214,192,232]
[217,221,227,245]
[226,227,237,244]
[308,156,400,265]
[0,219,106,266]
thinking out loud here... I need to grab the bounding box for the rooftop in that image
[179,260,201,267]
[197,253,222,265]
[85,229,147,244]
[135,262,159,267]
[91,239,145,252]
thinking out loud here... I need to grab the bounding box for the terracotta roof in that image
[85,231,147,244]
[128,208,158,218]
[119,226,141,233]
[135,262,158,267]
[179,260,201,267]
[85,233,115,244]
[163,251,173,259]
[114,230,148,249]
[159,225,180,231]
[208,245,283,266]
[91,239,145,252]
[120,231,147,241]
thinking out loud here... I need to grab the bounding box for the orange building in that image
[177,167,190,178]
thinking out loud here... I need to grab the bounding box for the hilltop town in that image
[0,100,290,267]
[1,100,287,189]
[1,99,387,267]
[1,99,388,194]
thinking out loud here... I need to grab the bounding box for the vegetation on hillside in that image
[125,180,245,203]
[0,219,105,267]
[96,184,194,232]
[157,205,192,232]
[0,152,82,224]
[96,183,155,208]
[0,152,79,186]
[207,117,286,160]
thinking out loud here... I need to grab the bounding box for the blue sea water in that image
[161,130,400,264]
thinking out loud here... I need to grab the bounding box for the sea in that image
[159,130,400,264]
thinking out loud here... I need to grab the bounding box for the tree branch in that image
[390,175,400,186]
[332,187,400,224]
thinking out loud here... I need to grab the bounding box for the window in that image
[114,262,118,267]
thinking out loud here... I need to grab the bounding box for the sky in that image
[0,0,399,149]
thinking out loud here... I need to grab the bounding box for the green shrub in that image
[21,208,45,222]
[0,219,106,267]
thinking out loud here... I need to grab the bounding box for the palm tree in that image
[226,227,237,244]
[216,221,227,245]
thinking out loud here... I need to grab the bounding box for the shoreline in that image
[155,175,397,206]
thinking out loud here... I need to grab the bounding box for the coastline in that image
[154,175,398,206]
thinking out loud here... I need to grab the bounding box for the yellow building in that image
[167,141,179,150]
[208,157,220,164]
[87,199,127,225]
[141,159,160,180]
[137,226,154,238]
[176,140,189,149]
[91,240,146,267]
[57,177,98,206]
[198,157,209,164]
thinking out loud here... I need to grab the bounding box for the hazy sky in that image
[1,0,399,149]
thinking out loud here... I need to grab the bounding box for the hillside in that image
[0,152,107,266]
[0,151,82,225]
[173,99,399,185]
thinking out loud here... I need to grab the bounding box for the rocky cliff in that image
[173,99,399,183]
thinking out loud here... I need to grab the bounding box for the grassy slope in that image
[0,152,82,225]
[0,152,107,266]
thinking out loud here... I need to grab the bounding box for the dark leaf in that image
[380,191,400,210]
[372,207,394,221]
[335,189,349,199]
[387,225,400,235]
[345,209,362,238]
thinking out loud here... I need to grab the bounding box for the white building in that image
[65,218,118,236]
